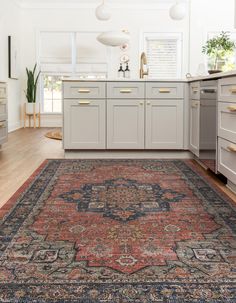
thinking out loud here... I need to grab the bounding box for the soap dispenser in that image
[118,63,124,78]
[124,63,130,78]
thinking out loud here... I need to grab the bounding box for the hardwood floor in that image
[0,128,64,208]
[0,127,235,209]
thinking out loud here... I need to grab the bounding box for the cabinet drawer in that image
[190,82,200,100]
[218,77,236,102]
[218,102,236,143]
[0,99,7,121]
[63,81,106,99]
[218,137,236,184]
[146,83,184,99]
[0,83,7,99]
[0,120,7,143]
[107,82,145,99]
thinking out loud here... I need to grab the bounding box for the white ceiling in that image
[15,0,179,9]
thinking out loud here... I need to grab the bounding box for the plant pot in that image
[208,70,222,74]
[25,102,40,114]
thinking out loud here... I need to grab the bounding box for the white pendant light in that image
[169,1,186,20]
[95,0,111,21]
[97,31,130,47]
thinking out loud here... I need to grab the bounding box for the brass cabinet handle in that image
[147,101,151,105]
[159,88,171,93]
[140,101,143,105]
[78,101,91,105]
[230,87,236,94]
[191,102,199,108]
[78,89,91,93]
[192,88,198,93]
[120,89,132,93]
[0,122,5,128]
[227,145,236,152]
[227,105,236,112]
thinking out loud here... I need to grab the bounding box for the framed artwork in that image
[8,36,18,79]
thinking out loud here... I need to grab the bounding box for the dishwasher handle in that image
[201,88,217,94]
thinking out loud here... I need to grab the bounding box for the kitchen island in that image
[62,72,236,193]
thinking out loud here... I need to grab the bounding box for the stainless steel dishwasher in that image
[198,80,218,172]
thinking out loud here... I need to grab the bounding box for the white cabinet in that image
[189,100,200,157]
[63,99,106,149]
[107,99,144,149]
[145,100,183,149]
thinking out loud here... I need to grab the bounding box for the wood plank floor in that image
[0,128,235,209]
[0,128,64,208]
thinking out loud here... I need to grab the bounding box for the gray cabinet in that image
[107,99,145,149]
[0,82,7,147]
[145,99,184,149]
[218,77,236,188]
[63,81,106,149]
[189,100,200,157]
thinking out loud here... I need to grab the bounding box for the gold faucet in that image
[140,52,149,79]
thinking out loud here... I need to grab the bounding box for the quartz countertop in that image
[62,70,236,83]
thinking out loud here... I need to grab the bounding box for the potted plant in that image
[25,64,41,114]
[202,31,236,74]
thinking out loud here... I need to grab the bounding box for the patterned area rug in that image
[0,159,235,303]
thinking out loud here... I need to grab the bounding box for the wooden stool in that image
[24,103,41,128]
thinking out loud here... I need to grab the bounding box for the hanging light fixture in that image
[95,0,111,21]
[97,31,130,47]
[169,1,186,20]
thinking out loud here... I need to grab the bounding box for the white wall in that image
[189,0,235,75]
[1,0,236,128]
[0,0,22,132]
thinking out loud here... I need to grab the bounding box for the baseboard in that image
[65,150,193,160]
[8,121,22,133]
[227,180,236,195]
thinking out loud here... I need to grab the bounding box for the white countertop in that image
[63,70,236,83]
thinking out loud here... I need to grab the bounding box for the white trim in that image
[8,121,21,132]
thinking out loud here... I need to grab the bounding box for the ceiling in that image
[15,0,180,9]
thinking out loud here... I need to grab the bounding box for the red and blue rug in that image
[0,159,235,302]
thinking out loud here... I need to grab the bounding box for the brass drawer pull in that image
[227,105,236,112]
[227,145,236,152]
[159,88,171,93]
[230,87,236,94]
[78,89,91,93]
[120,89,132,93]
[191,102,199,108]
[0,122,5,128]
[192,88,198,93]
[78,101,91,105]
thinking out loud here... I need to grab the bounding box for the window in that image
[143,33,182,79]
[38,31,108,113]
[42,75,62,113]
[207,32,236,72]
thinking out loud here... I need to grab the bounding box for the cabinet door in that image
[63,99,106,149]
[189,100,200,157]
[145,100,184,149]
[107,99,144,149]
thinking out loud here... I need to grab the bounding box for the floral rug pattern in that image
[0,159,235,302]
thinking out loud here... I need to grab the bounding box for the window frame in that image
[37,30,109,114]
[141,32,183,79]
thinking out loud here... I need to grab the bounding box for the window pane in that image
[43,75,62,113]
